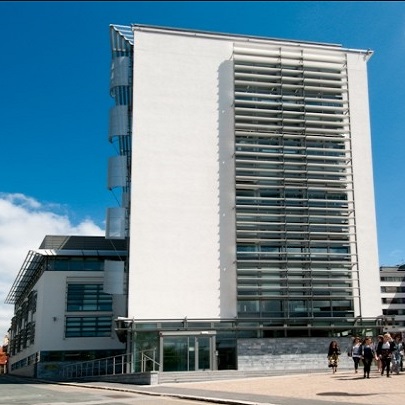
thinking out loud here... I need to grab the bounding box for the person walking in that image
[361,337,376,379]
[327,340,341,374]
[380,333,395,377]
[350,336,363,374]
[375,335,383,373]
[391,334,402,375]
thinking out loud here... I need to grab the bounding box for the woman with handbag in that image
[327,340,341,374]
[380,333,395,377]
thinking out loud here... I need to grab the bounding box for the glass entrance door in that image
[161,332,215,371]
[196,336,210,370]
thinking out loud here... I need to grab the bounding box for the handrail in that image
[61,350,160,380]
[140,350,160,372]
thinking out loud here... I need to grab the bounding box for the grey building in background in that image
[380,265,405,331]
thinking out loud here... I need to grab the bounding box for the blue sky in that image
[0,1,404,335]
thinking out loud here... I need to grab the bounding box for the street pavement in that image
[60,368,405,405]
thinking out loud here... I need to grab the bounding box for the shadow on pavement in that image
[317,391,378,397]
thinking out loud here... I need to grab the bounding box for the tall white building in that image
[107,24,383,372]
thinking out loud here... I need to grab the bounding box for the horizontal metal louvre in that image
[235,72,346,87]
[234,79,347,94]
[233,43,346,62]
[233,43,357,319]
[236,107,348,120]
[234,54,345,71]
[235,91,348,105]
[234,63,347,78]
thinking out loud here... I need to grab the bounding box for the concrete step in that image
[157,369,305,384]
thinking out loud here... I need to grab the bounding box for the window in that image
[382,297,405,305]
[67,284,112,311]
[65,316,112,337]
[28,291,37,314]
[50,257,104,271]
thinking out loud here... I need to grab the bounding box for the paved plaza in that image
[65,368,405,405]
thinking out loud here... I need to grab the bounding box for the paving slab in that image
[64,368,405,405]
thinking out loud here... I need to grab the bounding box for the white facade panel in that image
[107,155,127,189]
[109,105,129,140]
[106,207,126,239]
[103,260,125,295]
[110,56,130,88]
[346,53,382,317]
[129,31,236,319]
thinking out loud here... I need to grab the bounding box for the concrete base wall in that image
[8,363,36,377]
[80,372,159,385]
[237,337,355,371]
[11,338,366,381]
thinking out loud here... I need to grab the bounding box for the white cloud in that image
[0,193,104,339]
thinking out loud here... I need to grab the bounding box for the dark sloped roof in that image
[6,235,128,305]
[39,235,127,251]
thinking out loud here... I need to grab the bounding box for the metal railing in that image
[61,350,160,380]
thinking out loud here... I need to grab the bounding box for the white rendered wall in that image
[347,53,382,318]
[36,272,125,350]
[129,30,237,319]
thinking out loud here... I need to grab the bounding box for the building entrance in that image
[159,331,216,372]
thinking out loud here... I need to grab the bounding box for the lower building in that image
[5,235,127,378]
